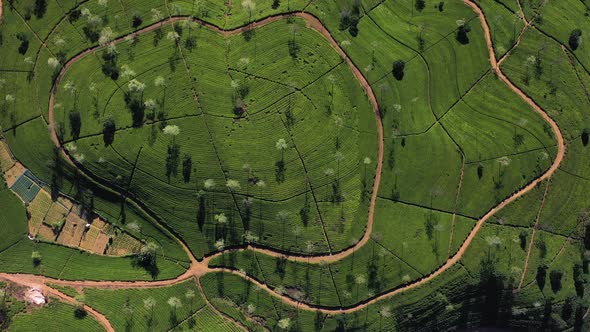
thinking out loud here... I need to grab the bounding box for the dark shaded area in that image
[197,195,206,231]
[153,28,163,47]
[165,144,180,181]
[81,189,94,222]
[83,24,99,43]
[275,160,285,183]
[457,24,472,45]
[68,8,81,22]
[69,111,81,139]
[288,39,300,58]
[182,154,192,183]
[132,245,159,279]
[536,264,547,290]
[392,60,405,80]
[573,264,585,298]
[518,231,527,250]
[338,2,361,37]
[34,0,47,18]
[242,29,255,42]
[416,0,425,11]
[299,194,310,226]
[50,147,63,201]
[582,129,589,146]
[185,35,197,51]
[124,93,145,127]
[132,14,143,28]
[549,269,563,293]
[103,118,116,146]
[74,307,88,319]
[477,164,484,179]
[173,23,183,37]
[101,50,120,80]
[569,29,582,51]
[16,33,29,55]
[275,256,287,279]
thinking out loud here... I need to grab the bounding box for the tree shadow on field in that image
[169,308,178,327]
[275,160,286,183]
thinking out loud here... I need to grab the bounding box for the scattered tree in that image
[74,306,87,319]
[134,242,159,278]
[278,317,291,330]
[82,11,102,43]
[242,0,256,24]
[185,35,197,51]
[31,251,42,266]
[101,48,119,80]
[125,79,146,127]
[69,8,82,23]
[226,179,241,191]
[275,138,288,182]
[167,296,182,325]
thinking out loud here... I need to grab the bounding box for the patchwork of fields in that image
[0,0,589,331]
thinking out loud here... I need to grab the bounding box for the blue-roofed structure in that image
[10,171,42,204]
[24,169,46,186]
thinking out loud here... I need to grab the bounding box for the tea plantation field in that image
[0,0,589,331]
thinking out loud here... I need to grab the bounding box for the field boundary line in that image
[448,155,465,257]
[517,179,551,290]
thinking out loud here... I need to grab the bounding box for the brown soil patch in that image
[92,232,110,255]
[0,140,15,173]
[3,163,25,188]
[107,233,140,256]
[56,213,86,247]
[79,227,100,252]
[44,201,69,226]
[28,191,53,236]
[36,224,57,242]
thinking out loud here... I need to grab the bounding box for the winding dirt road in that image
[1,0,567,325]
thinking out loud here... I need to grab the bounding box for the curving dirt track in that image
[0,273,115,332]
[1,0,567,322]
